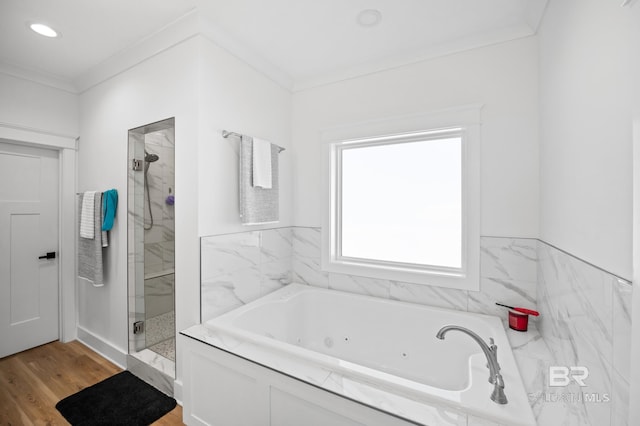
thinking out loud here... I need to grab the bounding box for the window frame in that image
[321,106,481,290]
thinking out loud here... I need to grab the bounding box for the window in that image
[322,107,480,290]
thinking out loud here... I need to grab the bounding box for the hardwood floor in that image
[0,340,183,425]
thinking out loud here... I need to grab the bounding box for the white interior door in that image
[0,141,59,358]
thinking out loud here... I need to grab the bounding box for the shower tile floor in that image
[146,311,175,361]
[149,337,175,361]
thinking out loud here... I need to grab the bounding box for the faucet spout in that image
[436,325,508,405]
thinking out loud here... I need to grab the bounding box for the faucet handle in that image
[488,338,501,371]
[485,338,496,371]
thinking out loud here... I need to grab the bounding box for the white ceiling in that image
[0,0,197,80]
[0,0,548,92]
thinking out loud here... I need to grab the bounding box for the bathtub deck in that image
[181,321,548,426]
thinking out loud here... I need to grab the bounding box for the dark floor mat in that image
[55,370,176,425]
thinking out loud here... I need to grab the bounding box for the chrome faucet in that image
[436,325,508,404]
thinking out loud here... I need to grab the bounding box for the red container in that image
[508,309,529,331]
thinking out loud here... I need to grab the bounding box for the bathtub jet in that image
[436,325,508,405]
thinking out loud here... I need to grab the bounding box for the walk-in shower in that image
[127,118,175,394]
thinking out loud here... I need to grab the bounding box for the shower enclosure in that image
[127,118,175,391]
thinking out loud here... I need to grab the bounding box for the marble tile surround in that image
[200,226,633,425]
[291,228,539,325]
[201,228,538,324]
[536,241,632,426]
[201,228,292,322]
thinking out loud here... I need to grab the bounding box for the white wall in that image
[628,2,640,424]
[78,37,200,361]
[197,36,292,237]
[0,73,79,137]
[291,36,539,239]
[77,31,293,383]
[538,0,633,279]
[192,34,293,384]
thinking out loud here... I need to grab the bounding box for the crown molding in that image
[1,6,548,97]
[293,23,536,92]
[0,62,77,94]
[73,9,296,93]
[74,9,200,93]
[197,16,294,92]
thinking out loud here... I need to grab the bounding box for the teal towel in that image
[101,189,118,231]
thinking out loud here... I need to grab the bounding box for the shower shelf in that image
[144,268,175,280]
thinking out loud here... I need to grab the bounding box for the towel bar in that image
[222,130,285,153]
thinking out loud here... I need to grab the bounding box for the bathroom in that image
[0,0,639,425]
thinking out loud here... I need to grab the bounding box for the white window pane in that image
[340,137,462,268]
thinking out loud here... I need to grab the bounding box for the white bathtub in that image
[189,284,535,426]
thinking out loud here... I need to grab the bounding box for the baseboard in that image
[76,326,128,369]
[173,379,183,405]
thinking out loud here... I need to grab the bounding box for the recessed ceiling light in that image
[29,23,59,38]
[357,9,382,27]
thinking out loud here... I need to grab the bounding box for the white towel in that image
[78,192,104,286]
[252,138,272,189]
[80,191,97,239]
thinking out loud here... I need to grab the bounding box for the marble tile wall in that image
[536,241,632,426]
[201,228,292,322]
[201,226,538,326]
[199,226,633,426]
[144,128,175,277]
[145,273,175,318]
[292,227,538,325]
[144,129,175,322]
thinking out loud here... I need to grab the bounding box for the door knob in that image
[38,252,56,260]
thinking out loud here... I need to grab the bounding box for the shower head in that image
[144,150,159,163]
